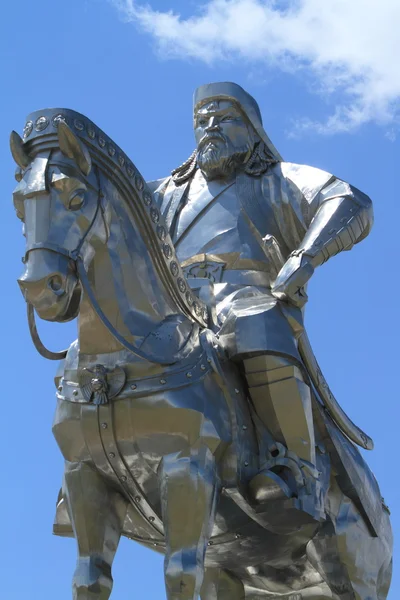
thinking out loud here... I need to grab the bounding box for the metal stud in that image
[244,461,249,467]
[160,379,167,385]
[131,384,137,390]
[157,225,166,241]
[52,114,66,128]
[135,496,141,503]
[235,388,240,394]
[121,475,127,482]
[109,452,115,459]
[149,516,155,523]
[242,425,248,430]
[177,277,187,293]
[101,422,108,429]
[163,244,172,259]
[73,390,79,397]
[35,116,49,132]
[170,261,179,277]
[207,358,212,364]
[23,120,33,139]
[74,119,84,131]
[150,207,159,222]
[143,192,152,206]
[186,372,192,378]
[135,175,145,191]
[200,364,206,371]
[208,541,213,546]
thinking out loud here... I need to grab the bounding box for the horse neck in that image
[78,174,194,362]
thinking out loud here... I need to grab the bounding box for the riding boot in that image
[242,354,325,519]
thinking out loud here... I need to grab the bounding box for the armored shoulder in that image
[261,161,373,259]
[282,163,374,266]
[278,162,335,204]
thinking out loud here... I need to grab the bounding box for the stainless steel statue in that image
[11,82,393,600]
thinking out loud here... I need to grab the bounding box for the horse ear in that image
[10,131,30,169]
[58,121,92,176]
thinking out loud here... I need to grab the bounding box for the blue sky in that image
[1,0,399,598]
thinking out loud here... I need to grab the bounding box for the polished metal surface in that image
[11,82,392,600]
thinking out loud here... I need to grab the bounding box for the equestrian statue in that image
[10,82,393,600]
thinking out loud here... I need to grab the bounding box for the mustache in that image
[198,132,227,149]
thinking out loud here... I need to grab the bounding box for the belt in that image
[187,270,271,289]
[57,352,211,404]
[221,269,271,287]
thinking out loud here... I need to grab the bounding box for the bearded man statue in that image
[148,82,373,518]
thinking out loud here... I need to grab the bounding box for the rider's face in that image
[194,100,252,153]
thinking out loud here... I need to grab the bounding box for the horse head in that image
[12,118,107,322]
[11,109,208,362]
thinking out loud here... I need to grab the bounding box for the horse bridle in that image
[26,166,178,365]
[26,165,103,360]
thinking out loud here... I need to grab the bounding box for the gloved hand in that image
[271,252,314,308]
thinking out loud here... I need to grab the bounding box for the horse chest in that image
[53,372,232,472]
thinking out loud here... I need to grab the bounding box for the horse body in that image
[11,112,392,600]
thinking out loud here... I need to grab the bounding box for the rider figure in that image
[149,82,373,515]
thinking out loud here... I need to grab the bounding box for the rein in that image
[27,303,68,360]
[76,259,175,365]
[27,167,177,365]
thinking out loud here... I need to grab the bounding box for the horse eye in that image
[68,190,85,211]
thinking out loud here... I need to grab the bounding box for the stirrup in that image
[249,443,326,522]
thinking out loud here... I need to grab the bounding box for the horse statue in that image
[11,109,393,600]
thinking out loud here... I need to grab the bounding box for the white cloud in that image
[112,0,400,134]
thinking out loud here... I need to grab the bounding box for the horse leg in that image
[200,568,245,600]
[159,445,219,600]
[63,460,127,600]
[307,487,393,600]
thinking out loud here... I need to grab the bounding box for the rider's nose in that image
[205,117,220,132]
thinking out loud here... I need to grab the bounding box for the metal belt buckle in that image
[182,259,226,283]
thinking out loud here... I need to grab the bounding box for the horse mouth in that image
[19,271,82,323]
[56,282,81,322]
[34,281,82,322]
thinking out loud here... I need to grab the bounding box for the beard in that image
[197,135,251,181]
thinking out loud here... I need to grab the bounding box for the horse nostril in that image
[47,275,65,295]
